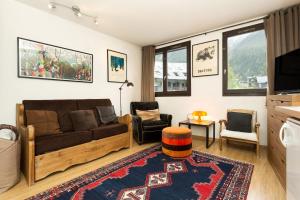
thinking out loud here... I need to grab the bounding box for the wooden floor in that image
[0,138,285,200]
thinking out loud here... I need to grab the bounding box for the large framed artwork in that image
[107,49,127,83]
[18,37,93,83]
[192,40,219,77]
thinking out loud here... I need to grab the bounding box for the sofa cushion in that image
[136,109,161,121]
[70,110,98,131]
[227,112,252,133]
[23,100,77,129]
[76,99,112,125]
[220,130,257,142]
[130,101,159,115]
[142,120,169,131]
[92,123,128,140]
[35,131,92,155]
[26,110,61,136]
[96,106,118,125]
[57,111,73,132]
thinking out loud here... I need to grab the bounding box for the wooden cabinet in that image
[267,95,300,189]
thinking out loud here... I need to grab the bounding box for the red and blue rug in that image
[28,145,253,200]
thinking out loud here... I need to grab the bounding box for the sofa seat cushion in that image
[220,129,257,142]
[142,120,169,131]
[35,131,92,155]
[92,123,128,140]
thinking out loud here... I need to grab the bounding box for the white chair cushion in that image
[220,129,258,142]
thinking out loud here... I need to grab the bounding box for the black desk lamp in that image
[119,80,134,116]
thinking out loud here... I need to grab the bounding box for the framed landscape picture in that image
[192,40,219,77]
[18,37,93,83]
[107,49,127,83]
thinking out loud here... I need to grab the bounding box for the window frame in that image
[155,41,191,97]
[222,23,267,96]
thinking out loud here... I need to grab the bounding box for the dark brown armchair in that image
[130,102,172,145]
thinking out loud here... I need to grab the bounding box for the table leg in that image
[206,123,216,149]
[213,123,215,142]
[206,126,209,148]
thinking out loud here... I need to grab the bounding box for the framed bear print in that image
[192,40,219,77]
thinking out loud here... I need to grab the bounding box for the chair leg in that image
[219,137,223,151]
[256,142,259,157]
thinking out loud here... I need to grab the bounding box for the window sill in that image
[223,89,267,96]
[155,91,191,97]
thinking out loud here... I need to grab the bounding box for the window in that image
[223,23,267,96]
[154,41,191,96]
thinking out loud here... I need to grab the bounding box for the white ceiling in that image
[17,0,300,46]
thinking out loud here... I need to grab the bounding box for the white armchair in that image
[219,109,260,156]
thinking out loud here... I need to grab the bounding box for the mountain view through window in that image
[227,29,267,90]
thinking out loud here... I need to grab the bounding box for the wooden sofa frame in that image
[16,104,132,186]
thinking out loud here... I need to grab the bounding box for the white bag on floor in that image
[0,129,16,141]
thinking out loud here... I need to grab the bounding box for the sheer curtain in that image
[264,4,300,94]
[141,46,156,101]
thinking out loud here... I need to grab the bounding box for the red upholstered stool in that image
[162,127,192,158]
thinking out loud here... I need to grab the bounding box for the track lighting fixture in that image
[94,18,99,25]
[72,6,82,17]
[48,2,56,9]
[47,1,99,25]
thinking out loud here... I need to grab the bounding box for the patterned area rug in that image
[27,145,253,200]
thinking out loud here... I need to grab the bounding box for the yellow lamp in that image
[192,111,207,121]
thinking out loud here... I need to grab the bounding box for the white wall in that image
[0,0,142,125]
[156,21,268,145]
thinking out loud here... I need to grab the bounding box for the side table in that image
[178,120,215,148]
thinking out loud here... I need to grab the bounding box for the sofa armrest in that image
[160,114,172,126]
[118,114,132,125]
[118,114,133,148]
[16,103,35,186]
[19,124,35,186]
[132,115,143,145]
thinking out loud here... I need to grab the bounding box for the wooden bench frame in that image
[16,104,132,186]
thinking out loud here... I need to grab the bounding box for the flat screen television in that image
[275,48,300,94]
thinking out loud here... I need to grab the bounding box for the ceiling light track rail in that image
[48,1,99,24]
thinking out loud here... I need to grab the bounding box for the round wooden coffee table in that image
[162,127,192,158]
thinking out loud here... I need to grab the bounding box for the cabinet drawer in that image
[268,109,289,123]
[267,99,293,108]
[269,139,286,187]
[269,129,286,159]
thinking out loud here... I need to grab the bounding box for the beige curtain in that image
[141,46,155,101]
[265,4,300,94]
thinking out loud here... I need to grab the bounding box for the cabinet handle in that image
[281,159,285,164]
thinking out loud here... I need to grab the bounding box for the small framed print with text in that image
[192,40,219,77]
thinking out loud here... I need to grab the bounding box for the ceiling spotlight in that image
[72,6,82,17]
[48,2,56,9]
[94,18,99,25]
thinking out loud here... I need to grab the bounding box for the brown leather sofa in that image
[16,99,132,186]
